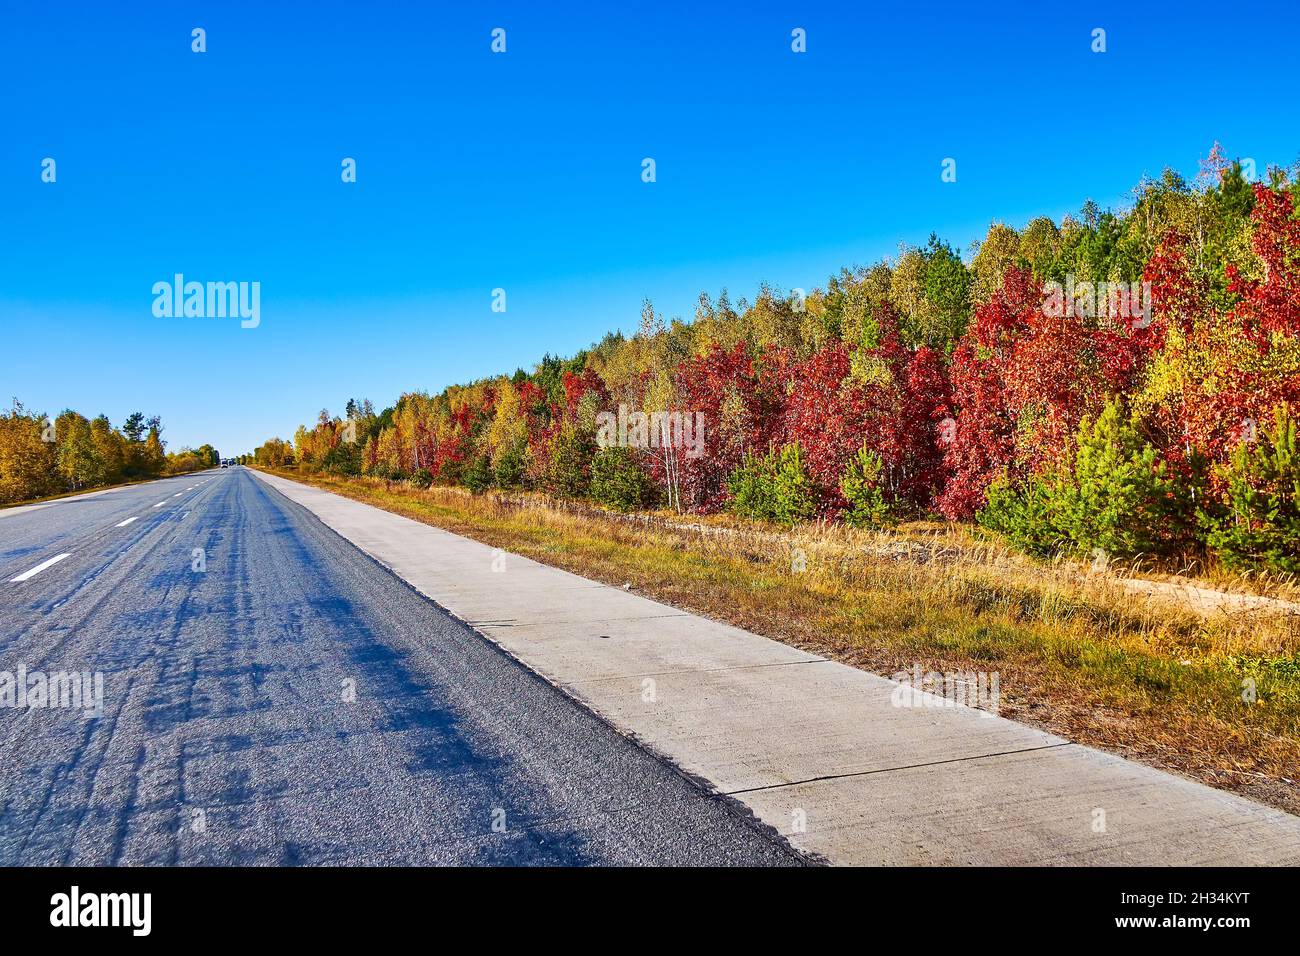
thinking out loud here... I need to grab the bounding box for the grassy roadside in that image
[0,471,208,511]
[256,467,1300,815]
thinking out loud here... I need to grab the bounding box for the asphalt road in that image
[0,468,803,865]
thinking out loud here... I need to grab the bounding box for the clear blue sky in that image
[3,0,1297,457]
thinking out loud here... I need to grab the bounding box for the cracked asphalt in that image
[0,468,804,865]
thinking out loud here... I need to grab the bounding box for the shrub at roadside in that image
[463,455,494,493]
[727,444,815,526]
[1205,406,1300,573]
[979,400,1192,557]
[840,443,890,527]
[493,442,527,489]
[543,425,596,499]
[322,440,363,477]
[590,447,656,511]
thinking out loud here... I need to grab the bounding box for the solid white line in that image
[9,553,72,583]
[115,516,139,528]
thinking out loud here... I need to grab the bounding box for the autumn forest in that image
[259,148,1295,575]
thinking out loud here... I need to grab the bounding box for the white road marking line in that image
[115,516,139,527]
[172,493,182,497]
[9,553,72,582]
[153,501,167,508]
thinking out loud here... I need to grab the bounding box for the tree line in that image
[0,403,219,505]
[259,145,1300,573]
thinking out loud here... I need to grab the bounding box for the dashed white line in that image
[115,516,139,528]
[172,493,182,498]
[153,501,167,508]
[9,553,72,583]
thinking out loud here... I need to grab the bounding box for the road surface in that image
[0,469,802,866]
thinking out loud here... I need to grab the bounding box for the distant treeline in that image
[0,404,219,504]
[259,146,1300,573]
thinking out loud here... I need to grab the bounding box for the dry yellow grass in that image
[261,468,1300,814]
